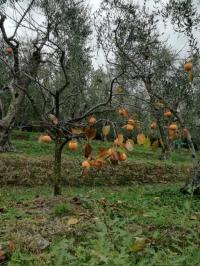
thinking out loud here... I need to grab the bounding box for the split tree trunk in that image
[0,90,25,152]
[0,47,41,152]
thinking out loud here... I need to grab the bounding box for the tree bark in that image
[54,141,62,196]
[156,114,171,160]
[180,129,200,194]
[0,49,41,152]
[0,90,25,151]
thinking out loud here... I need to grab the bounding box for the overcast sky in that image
[3,0,200,69]
[87,0,188,68]
[89,0,200,69]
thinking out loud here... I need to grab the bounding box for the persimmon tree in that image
[15,0,128,196]
[156,0,200,194]
[0,0,132,196]
[29,63,125,195]
[95,0,178,160]
[0,0,92,151]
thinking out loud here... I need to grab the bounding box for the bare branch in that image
[69,71,125,122]
[10,0,36,40]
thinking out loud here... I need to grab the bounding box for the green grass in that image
[11,130,196,165]
[0,131,198,264]
[0,184,200,265]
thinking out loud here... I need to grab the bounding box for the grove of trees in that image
[0,0,200,195]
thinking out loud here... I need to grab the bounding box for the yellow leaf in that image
[102,125,111,136]
[137,133,146,145]
[130,237,146,253]
[125,139,134,151]
[67,217,79,225]
[72,128,85,135]
[117,134,124,144]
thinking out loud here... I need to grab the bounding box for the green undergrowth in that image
[0,184,200,265]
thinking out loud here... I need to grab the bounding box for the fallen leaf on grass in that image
[67,217,79,225]
[9,240,16,252]
[0,245,6,262]
[130,237,146,252]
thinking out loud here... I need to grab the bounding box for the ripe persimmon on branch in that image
[95,0,179,160]
[26,66,125,196]
[147,61,200,194]
[94,0,200,194]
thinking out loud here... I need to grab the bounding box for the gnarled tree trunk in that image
[0,48,41,152]
[0,90,25,151]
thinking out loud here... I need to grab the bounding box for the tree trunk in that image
[0,127,14,152]
[54,141,62,196]
[0,90,25,152]
[156,116,171,160]
[0,45,41,152]
[180,130,200,195]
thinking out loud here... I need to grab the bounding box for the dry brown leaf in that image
[110,151,119,165]
[0,250,6,262]
[85,128,96,140]
[93,159,104,169]
[67,217,79,225]
[9,240,16,252]
[123,109,129,117]
[97,148,110,158]
[85,143,92,158]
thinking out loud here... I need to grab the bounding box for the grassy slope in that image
[11,130,195,165]
[1,184,200,265]
[0,131,199,265]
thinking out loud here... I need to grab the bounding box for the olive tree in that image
[96,0,178,159]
